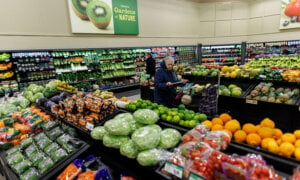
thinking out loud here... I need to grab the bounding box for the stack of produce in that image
[56,81,77,94]
[0,52,10,61]
[0,71,14,79]
[23,84,45,103]
[93,89,115,99]
[52,92,116,131]
[256,68,283,81]
[125,100,208,128]
[91,109,182,166]
[173,64,190,75]
[219,84,243,97]
[246,82,299,105]
[36,92,69,113]
[161,124,282,180]
[191,65,220,77]
[281,69,300,82]
[245,56,300,69]
[0,106,52,149]
[201,113,300,160]
[0,62,12,70]
[4,121,81,180]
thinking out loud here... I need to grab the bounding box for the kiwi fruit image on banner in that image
[86,0,112,29]
[71,0,91,20]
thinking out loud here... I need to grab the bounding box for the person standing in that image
[154,56,187,107]
[145,53,156,78]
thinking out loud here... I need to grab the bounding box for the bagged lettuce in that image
[103,134,130,149]
[120,140,139,159]
[133,109,159,125]
[91,126,107,140]
[159,128,181,149]
[137,149,172,166]
[131,125,160,151]
[104,118,131,136]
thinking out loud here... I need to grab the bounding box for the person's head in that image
[145,53,152,59]
[164,56,174,71]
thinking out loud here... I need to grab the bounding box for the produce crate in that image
[0,137,90,180]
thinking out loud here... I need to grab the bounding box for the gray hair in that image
[164,56,174,63]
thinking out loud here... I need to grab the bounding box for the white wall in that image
[0,0,299,50]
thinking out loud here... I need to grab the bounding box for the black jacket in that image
[146,57,156,77]
[154,61,179,107]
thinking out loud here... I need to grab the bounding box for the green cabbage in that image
[0,101,19,116]
[43,87,57,97]
[32,93,44,103]
[23,91,33,100]
[133,109,159,125]
[131,126,160,151]
[45,80,58,89]
[103,134,130,149]
[114,113,134,122]
[27,84,38,92]
[137,149,160,166]
[120,140,139,159]
[91,126,107,140]
[159,128,182,149]
[104,118,131,136]
[148,124,162,133]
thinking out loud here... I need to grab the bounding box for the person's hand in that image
[166,82,173,86]
[182,79,188,84]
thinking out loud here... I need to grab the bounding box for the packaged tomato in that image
[181,125,208,143]
[203,130,231,150]
[247,163,280,180]
[207,150,231,172]
[292,166,300,180]
[222,157,247,180]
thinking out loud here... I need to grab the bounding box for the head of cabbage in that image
[133,109,159,125]
[120,140,139,159]
[131,125,161,151]
[103,134,130,149]
[104,118,131,136]
[159,128,182,149]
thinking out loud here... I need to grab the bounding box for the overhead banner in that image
[68,0,139,35]
[280,0,300,29]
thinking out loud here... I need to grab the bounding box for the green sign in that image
[112,0,139,35]
[68,0,139,35]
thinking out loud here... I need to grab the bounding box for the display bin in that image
[182,74,219,86]
[0,139,90,180]
[226,141,299,176]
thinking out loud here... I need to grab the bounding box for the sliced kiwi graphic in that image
[71,0,91,20]
[86,0,112,29]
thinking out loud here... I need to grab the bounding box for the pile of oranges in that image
[202,113,300,160]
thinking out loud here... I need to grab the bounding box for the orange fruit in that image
[223,129,232,139]
[261,138,274,150]
[268,140,279,154]
[295,139,300,148]
[279,142,295,157]
[254,125,261,132]
[219,113,232,123]
[242,123,257,134]
[234,130,247,142]
[224,120,241,133]
[260,118,275,128]
[211,117,224,126]
[294,130,300,139]
[257,127,275,139]
[202,120,212,130]
[246,133,261,146]
[281,133,296,144]
[294,147,300,160]
[277,139,282,146]
[211,124,223,131]
[274,128,283,139]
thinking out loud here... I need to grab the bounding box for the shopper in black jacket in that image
[154,56,187,107]
[145,53,156,77]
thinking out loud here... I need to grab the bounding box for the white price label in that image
[189,173,206,180]
[246,99,258,105]
[164,161,183,178]
[86,122,94,131]
[259,75,267,79]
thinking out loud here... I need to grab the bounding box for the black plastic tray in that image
[0,140,90,180]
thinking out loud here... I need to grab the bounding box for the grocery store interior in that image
[0,0,300,180]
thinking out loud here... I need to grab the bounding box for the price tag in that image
[164,161,183,178]
[259,75,267,79]
[86,122,94,131]
[246,99,258,105]
[189,172,206,180]
[88,69,91,72]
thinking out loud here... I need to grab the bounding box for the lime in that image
[166,115,172,122]
[178,113,184,119]
[153,109,160,115]
[167,111,173,116]
[129,104,136,111]
[172,115,180,123]
[179,120,185,126]
[151,103,158,109]
[178,104,186,110]
[184,114,193,121]
[198,113,207,121]
[189,120,197,128]
[141,103,147,108]
[171,111,178,116]
[161,114,167,120]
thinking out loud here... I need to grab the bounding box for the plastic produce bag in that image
[91,126,107,140]
[6,151,24,166]
[104,118,131,136]
[46,126,64,140]
[137,149,172,166]
[159,128,181,149]
[20,137,33,149]
[12,159,32,175]
[181,124,208,143]
[203,130,231,150]
[42,120,58,131]
[133,109,159,125]
[45,143,60,156]
[120,140,139,159]
[103,134,130,149]
[20,167,39,180]
[131,125,161,151]
[51,148,68,162]
[30,152,46,166]
[57,158,84,180]
[38,157,54,173]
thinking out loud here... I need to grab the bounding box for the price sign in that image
[246,99,258,105]
[86,122,94,131]
[164,161,183,178]
[189,172,206,180]
[259,75,267,79]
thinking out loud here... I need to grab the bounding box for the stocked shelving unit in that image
[201,43,243,68]
[0,52,18,95]
[175,46,198,65]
